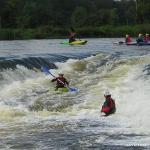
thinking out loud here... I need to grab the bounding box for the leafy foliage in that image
[0,0,149,39]
[0,0,149,28]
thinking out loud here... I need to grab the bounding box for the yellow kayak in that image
[69,40,87,45]
[60,40,87,45]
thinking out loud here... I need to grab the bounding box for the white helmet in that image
[58,72,64,75]
[104,90,111,96]
[138,33,142,37]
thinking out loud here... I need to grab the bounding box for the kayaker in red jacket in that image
[101,91,116,116]
[51,72,69,90]
[144,34,150,43]
[125,34,132,44]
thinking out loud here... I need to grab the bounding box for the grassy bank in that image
[0,24,150,40]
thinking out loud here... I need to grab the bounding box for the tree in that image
[125,5,136,25]
[71,6,87,27]
[109,8,119,25]
[0,0,149,29]
[97,9,110,25]
[136,0,150,23]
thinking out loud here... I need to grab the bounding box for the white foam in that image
[1,54,150,140]
[114,65,150,134]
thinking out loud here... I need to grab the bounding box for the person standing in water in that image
[101,91,116,116]
[51,72,69,90]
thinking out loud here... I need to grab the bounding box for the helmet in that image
[138,33,142,37]
[104,90,111,96]
[146,33,149,36]
[126,34,129,37]
[58,72,64,75]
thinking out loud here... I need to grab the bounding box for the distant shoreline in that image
[0,24,149,40]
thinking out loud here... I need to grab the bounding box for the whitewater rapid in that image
[0,39,150,149]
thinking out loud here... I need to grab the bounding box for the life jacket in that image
[101,97,116,115]
[137,37,144,43]
[144,36,150,42]
[125,37,132,43]
[52,77,68,87]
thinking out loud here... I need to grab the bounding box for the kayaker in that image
[144,33,150,43]
[101,91,116,116]
[51,72,69,90]
[69,28,76,43]
[125,34,132,44]
[136,33,144,43]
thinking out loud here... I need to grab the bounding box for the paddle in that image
[119,41,125,44]
[41,66,78,92]
[70,27,75,32]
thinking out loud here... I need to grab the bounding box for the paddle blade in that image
[69,87,78,92]
[41,66,50,75]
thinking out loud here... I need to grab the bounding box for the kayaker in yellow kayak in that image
[69,27,76,43]
[51,72,69,91]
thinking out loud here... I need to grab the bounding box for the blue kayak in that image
[137,42,150,46]
[114,41,150,46]
[127,42,150,46]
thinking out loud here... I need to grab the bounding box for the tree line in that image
[0,0,149,39]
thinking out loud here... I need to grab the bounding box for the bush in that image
[0,24,150,40]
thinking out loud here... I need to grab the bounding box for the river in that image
[0,38,150,149]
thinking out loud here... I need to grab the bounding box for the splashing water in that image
[0,39,150,149]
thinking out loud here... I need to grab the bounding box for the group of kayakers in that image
[68,26,150,45]
[53,28,149,117]
[51,72,116,116]
[50,30,150,117]
[125,33,150,44]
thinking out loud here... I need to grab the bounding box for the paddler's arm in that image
[51,78,57,82]
[64,78,69,85]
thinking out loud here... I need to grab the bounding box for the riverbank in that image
[0,24,150,40]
